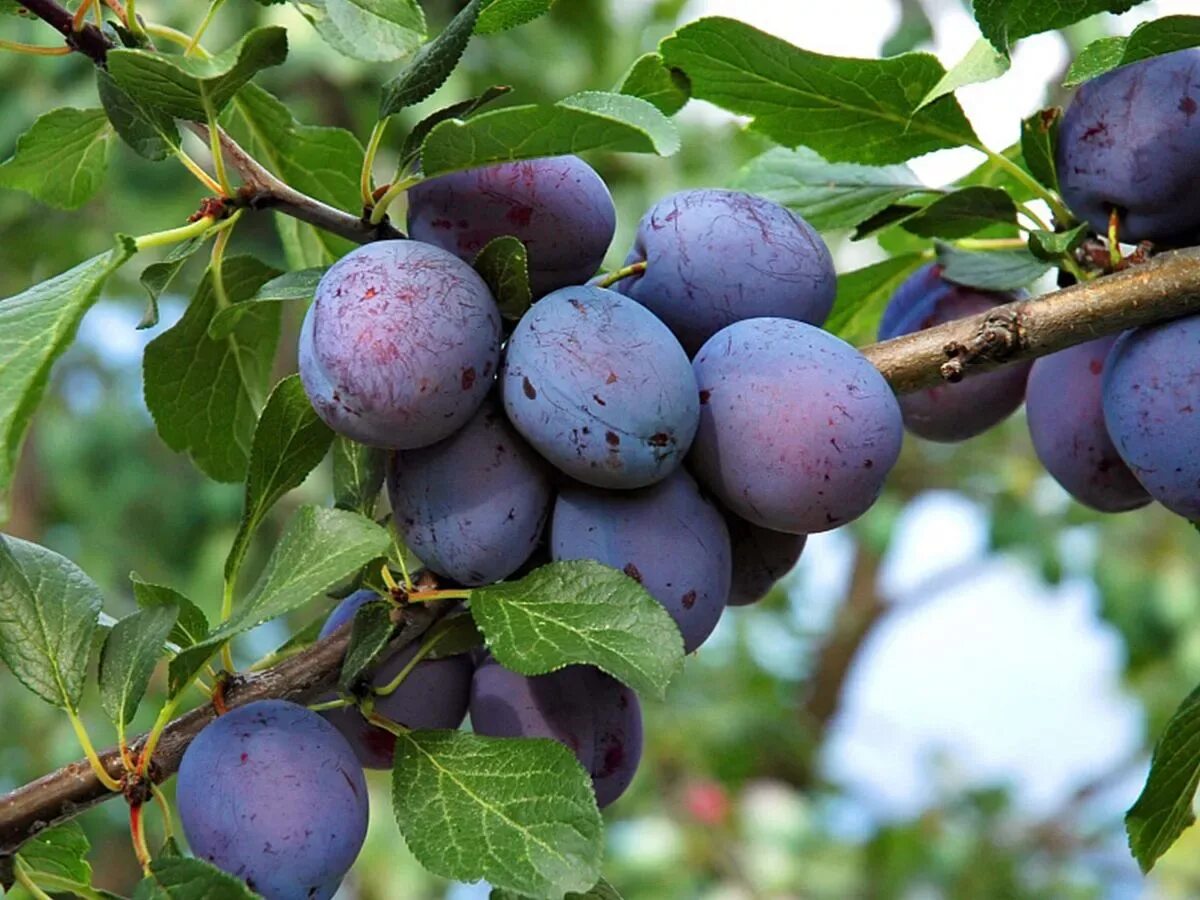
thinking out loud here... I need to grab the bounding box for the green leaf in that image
[138,236,208,330]
[209,266,326,338]
[339,599,394,690]
[333,437,387,517]
[881,0,934,57]
[617,52,690,116]
[917,38,1009,110]
[393,731,602,899]
[143,256,282,483]
[15,823,91,887]
[900,186,1017,238]
[0,246,130,520]
[235,84,363,264]
[1127,681,1200,872]
[251,613,329,671]
[1020,108,1061,193]
[397,86,513,168]
[380,0,482,118]
[168,507,389,694]
[107,26,288,121]
[491,877,623,900]
[1064,16,1200,86]
[937,244,1050,291]
[1028,223,1089,261]
[470,560,684,699]
[133,856,260,899]
[421,92,678,178]
[659,17,978,165]
[732,146,931,232]
[423,613,484,660]
[97,69,180,161]
[0,108,111,209]
[293,0,425,63]
[99,603,178,726]
[477,0,554,33]
[225,375,335,582]
[132,576,208,650]
[954,141,1038,202]
[473,236,533,321]
[828,253,927,343]
[0,535,103,709]
[973,0,1149,54]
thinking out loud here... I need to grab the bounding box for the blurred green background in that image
[3,1,1200,897]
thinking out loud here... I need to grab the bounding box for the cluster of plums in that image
[172,47,1200,900]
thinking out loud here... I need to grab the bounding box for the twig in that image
[15,0,110,63]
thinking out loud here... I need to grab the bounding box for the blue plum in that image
[319,591,474,769]
[406,156,616,298]
[387,396,553,586]
[613,189,836,354]
[690,317,903,534]
[1056,49,1200,245]
[469,657,643,808]
[299,240,501,450]
[1027,337,1150,513]
[502,285,699,489]
[1103,316,1200,518]
[176,700,368,900]
[725,515,807,607]
[877,264,1030,442]
[551,469,730,653]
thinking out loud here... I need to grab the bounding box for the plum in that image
[318,591,474,769]
[725,515,807,607]
[613,188,836,354]
[469,657,642,808]
[551,469,730,653]
[690,317,902,534]
[1056,48,1200,245]
[1027,337,1150,512]
[407,156,616,298]
[387,396,553,586]
[299,240,500,449]
[877,263,1030,442]
[176,700,368,900]
[502,285,699,489]
[1103,316,1200,518]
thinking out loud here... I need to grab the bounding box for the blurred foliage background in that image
[3,1,1200,898]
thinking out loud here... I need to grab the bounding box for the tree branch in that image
[15,0,110,64]
[0,601,447,856]
[866,249,1200,392]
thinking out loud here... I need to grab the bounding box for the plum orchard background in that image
[4,0,1200,897]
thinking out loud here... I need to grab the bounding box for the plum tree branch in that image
[0,600,447,856]
[864,249,1200,393]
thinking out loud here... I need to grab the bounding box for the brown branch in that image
[15,0,110,64]
[0,600,447,856]
[866,248,1200,393]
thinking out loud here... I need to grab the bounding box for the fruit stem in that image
[173,148,225,196]
[150,784,175,842]
[0,38,71,55]
[596,260,647,289]
[373,619,454,698]
[1016,202,1051,233]
[204,98,232,198]
[66,709,122,793]
[980,146,1072,224]
[950,237,1026,251]
[207,210,242,315]
[368,174,422,226]
[1108,207,1123,270]
[130,802,152,875]
[365,710,409,736]
[132,215,216,252]
[361,119,389,207]
[307,697,353,712]
[71,0,94,31]
[139,697,182,779]
[121,0,147,41]
[405,588,472,604]
[144,22,206,55]
[13,861,54,900]
[185,0,224,57]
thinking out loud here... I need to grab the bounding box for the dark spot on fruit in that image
[603,742,625,775]
[507,205,534,228]
[699,389,711,404]
[681,590,697,609]
[431,218,453,229]
[606,431,620,446]
[606,372,619,385]
[1089,359,1103,375]
[647,432,670,447]
[461,367,476,391]
[1181,95,1198,116]
[569,298,586,314]
[864,459,874,469]
[593,394,607,406]
[523,377,537,399]
[240,753,249,763]
[623,562,643,583]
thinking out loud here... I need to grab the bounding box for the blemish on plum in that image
[680,590,697,609]
[1181,95,1198,116]
[522,377,537,399]
[647,432,671,447]
[699,389,711,404]
[623,562,643,583]
[461,367,476,391]
[605,431,620,446]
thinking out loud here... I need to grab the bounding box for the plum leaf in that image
[660,17,978,165]
[133,857,260,899]
[917,38,1009,110]
[477,0,554,34]
[937,244,1050,291]
[1064,16,1200,86]
[107,27,288,120]
[137,235,207,329]
[828,254,927,343]
[99,603,178,727]
[131,577,209,650]
[1020,108,1062,192]
[617,52,690,116]
[470,560,685,699]
[473,236,533,321]
[900,186,1018,238]
[397,85,513,168]
[339,599,394,691]
[0,536,103,710]
[0,108,111,209]
[96,69,180,162]
[333,437,387,518]
[973,0,1149,54]
[292,0,425,63]
[209,266,327,338]
[380,0,481,117]
[491,879,623,900]
[393,731,602,898]
[15,823,93,891]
